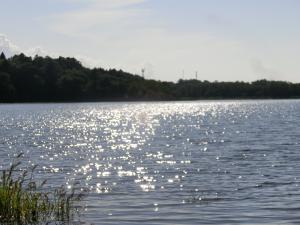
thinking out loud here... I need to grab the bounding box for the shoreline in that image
[0,98,300,105]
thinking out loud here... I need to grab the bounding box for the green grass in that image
[0,154,84,224]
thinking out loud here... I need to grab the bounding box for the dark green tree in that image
[0,52,6,60]
[0,72,15,101]
[0,53,299,102]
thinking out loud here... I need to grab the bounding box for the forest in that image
[0,52,300,102]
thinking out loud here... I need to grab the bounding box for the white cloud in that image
[0,34,55,58]
[51,0,147,37]
[0,34,21,57]
[0,34,108,70]
[26,47,53,58]
[74,54,104,68]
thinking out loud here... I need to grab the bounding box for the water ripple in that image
[0,100,300,224]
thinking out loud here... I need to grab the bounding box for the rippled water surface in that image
[1,100,300,224]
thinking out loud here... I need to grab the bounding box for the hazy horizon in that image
[1,0,300,82]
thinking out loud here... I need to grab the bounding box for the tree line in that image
[0,52,300,102]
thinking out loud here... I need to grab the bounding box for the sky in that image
[1,0,300,82]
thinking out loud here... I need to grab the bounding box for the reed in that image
[0,154,84,224]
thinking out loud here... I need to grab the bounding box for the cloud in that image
[51,0,147,37]
[0,34,108,70]
[0,34,55,58]
[74,54,104,68]
[0,34,21,57]
[26,47,53,57]
[0,35,54,58]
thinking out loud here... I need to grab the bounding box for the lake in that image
[0,100,300,224]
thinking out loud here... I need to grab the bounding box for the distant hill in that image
[0,52,300,102]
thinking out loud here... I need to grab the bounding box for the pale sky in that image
[1,0,300,82]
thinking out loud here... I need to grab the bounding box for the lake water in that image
[1,100,300,224]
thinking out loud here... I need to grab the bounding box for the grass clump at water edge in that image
[0,154,85,224]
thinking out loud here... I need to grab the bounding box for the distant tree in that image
[0,52,299,102]
[0,52,6,60]
[57,69,87,99]
[0,72,15,101]
[0,54,9,72]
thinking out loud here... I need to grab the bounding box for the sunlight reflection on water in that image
[0,100,300,224]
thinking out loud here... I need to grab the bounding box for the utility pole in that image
[195,71,198,80]
[141,68,145,79]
